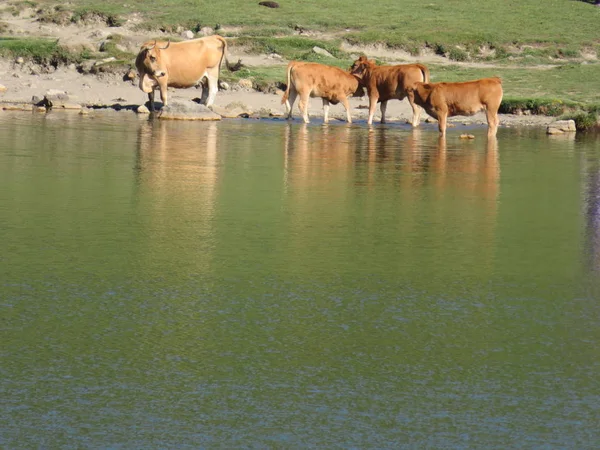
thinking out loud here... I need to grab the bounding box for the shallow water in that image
[1,112,600,448]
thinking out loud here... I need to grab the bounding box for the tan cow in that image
[406,77,503,137]
[135,35,229,111]
[349,56,430,126]
[281,61,362,124]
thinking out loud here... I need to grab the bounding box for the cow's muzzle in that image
[153,71,166,78]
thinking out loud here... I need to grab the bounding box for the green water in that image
[1,112,599,448]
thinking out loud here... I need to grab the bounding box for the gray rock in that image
[546,119,576,134]
[79,60,96,74]
[181,30,195,40]
[124,68,137,81]
[209,104,251,118]
[3,104,33,111]
[159,101,222,121]
[237,78,254,90]
[0,84,7,93]
[312,46,335,58]
[200,27,214,36]
[136,105,150,114]
[54,103,83,110]
[218,81,230,90]
[36,90,71,108]
[15,57,24,64]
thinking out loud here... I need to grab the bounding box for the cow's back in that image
[166,36,224,68]
[161,36,226,87]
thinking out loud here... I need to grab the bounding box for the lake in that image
[1,111,599,448]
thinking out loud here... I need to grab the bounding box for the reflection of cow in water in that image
[585,165,600,272]
[134,119,220,272]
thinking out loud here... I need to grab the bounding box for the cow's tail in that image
[418,64,430,83]
[215,35,243,74]
[281,62,295,106]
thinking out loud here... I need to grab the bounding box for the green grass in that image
[0,36,80,64]
[18,0,600,50]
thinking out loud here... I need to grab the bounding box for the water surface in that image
[1,112,599,448]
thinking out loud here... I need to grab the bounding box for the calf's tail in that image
[281,62,295,105]
[419,64,430,83]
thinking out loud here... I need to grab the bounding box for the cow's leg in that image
[157,78,168,107]
[199,78,210,105]
[285,88,298,120]
[299,92,310,124]
[148,91,155,112]
[380,100,388,124]
[205,73,219,107]
[342,97,352,123]
[322,98,330,124]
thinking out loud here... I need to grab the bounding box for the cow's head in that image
[348,55,376,81]
[136,40,171,79]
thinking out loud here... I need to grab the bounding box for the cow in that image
[406,77,503,137]
[281,61,363,124]
[135,35,230,111]
[349,56,430,126]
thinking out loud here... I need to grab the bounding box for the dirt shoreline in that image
[0,11,556,127]
[0,59,556,128]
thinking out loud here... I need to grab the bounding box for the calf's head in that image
[348,55,376,81]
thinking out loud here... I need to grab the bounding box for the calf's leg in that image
[299,91,310,124]
[437,112,448,137]
[380,100,388,124]
[322,98,330,124]
[342,97,352,123]
[408,96,422,127]
[285,87,298,120]
[367,94,379,125]
[485,107,500,137]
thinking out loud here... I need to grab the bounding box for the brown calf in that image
[349,56,430,126]
[407,77,503,137]
[281,61,362,123]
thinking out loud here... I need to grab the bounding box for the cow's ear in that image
[358,55,367,62]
